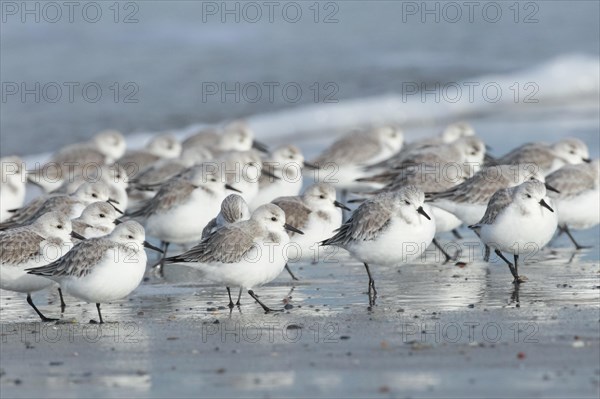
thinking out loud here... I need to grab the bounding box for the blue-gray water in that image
[1,0,599,156]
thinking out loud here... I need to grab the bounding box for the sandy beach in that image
[2,232,598,398]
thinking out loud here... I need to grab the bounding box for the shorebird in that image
[272,183,348,280]
[1,212,73,321]
[322,186,435,307]
[163,204,303,312]
[27,221,162,323]
[469,180,557,284]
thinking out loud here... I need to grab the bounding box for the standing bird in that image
[322,186,435,307]
[426,164,553,226]
[202,194,251,239]
[356,164,467,263]
[26,221,162,324]
[311,126,404,202]
[545,160,599,249]
[127,165,237,274]
[163,204,303,311]
[1,156,27,222]
[469,181,557,284]
[250,145,316,211]
[271,184,349,280]
[71,201,121,240]
[186,121,269,155]
[116,133,181,179]
[0,212,73,321]
[489,138,590,175]
[0,181,118,230]
[27,130,126,192]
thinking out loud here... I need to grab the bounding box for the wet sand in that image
[1,231,599,398]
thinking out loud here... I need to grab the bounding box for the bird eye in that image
[404,200,410,205]
[128,235,134,239]
[526,194,532,198]
[211,178,217,182]
[99,214,105,218]
[319,195,325,199]
[92,193,98,198]
[57,225,63,229]
[271,217,277,222]
[570,150,575,154]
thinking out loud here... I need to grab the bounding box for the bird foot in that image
[513,275,528,284]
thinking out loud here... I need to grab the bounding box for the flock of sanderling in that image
[1,121,598,320]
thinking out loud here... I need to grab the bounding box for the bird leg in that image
[248,290,283,313]
[89,303,104,324]
[513,254,528,284]
[494,249,519,282]
[432,238,452,264]
[26,294,57,322]
[151,241,170,277]
[226,287,234,308]
[363,263,377,307]
[58,288,66,312]
[562,225,590,250]
[236,288,243,306]
[284,264,299,281]
[451,229,463,240]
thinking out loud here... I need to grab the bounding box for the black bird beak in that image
[252,140,269,153]
[143,241,164,253]
[334,200,351,211]
[284,223,304,235]
[70,231,87,240]
[113,219,123,225]
[582,157,591,163]
[107,199,124,214]
[261,168,280,180]
[539,199,554,212]
[544,182,560,193]
[303,161,319,170]
[225,184,243,193]
[417,206,431,220]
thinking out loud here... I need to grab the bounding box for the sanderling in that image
[322,186,435,307]
[202,194,251,239]
[426,164,555,227]
[311,126,404,198]
[27,130,126,192]
[187,121,269,155]
[272,183,349,280]
[117,133,181,179]
[200,194,251,305]
[71,201,121,240]
[1,156,27,222]
[1,181,119,230]
[182,127,220,149]
[357,164,467,263]
[399,122,475,155]
[546,159,599,249]
[219,150,277,204]
[469,180,557,284]
[0,212,73,321]
[364,135,487,186]
[129,146,213,192]
[127,165,236,273]
[52,163,130,211]
[490,138,591,175]
[27,221,161,323]
[249,145,316,211]
[164,204,303,312]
